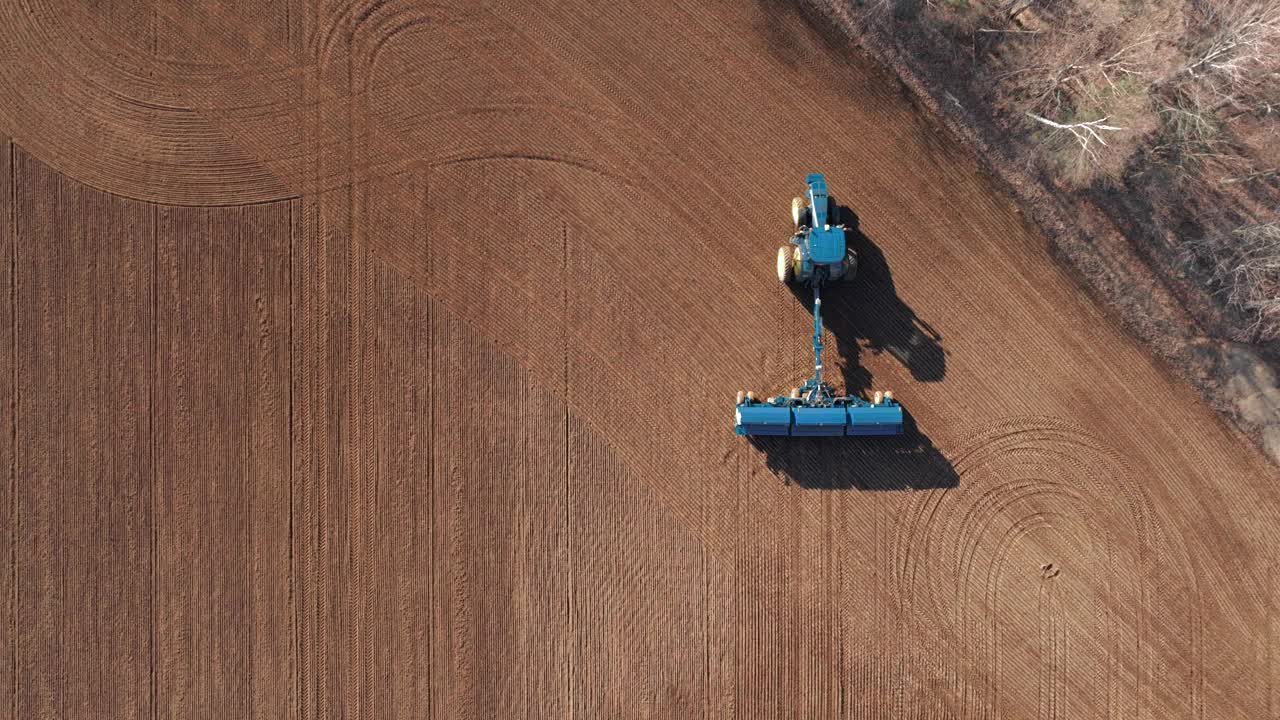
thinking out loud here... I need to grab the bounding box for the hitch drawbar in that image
[733,287,903,436]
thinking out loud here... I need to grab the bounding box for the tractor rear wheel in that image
[844,247,858,281]
[791,196,808,229]
[777,246,794,283]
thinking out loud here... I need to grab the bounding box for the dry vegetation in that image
[851,0,1280,344]
[1182,221,1280,336]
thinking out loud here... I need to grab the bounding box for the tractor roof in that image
[807,226,845,264]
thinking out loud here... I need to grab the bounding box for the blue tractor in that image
[735,173,904,436]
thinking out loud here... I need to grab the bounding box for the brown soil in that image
[3,1,1278,718]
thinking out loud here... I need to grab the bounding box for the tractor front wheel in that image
[777,246,794,283]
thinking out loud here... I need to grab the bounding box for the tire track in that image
[13,148,155,720]
[1037,564,1065,720]
[0,0,290,204]
[1,0,660,206]
[893,416,1202,717]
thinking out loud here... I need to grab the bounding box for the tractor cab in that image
[781,172,853,284]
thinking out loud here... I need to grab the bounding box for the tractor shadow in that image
[746,409,958,490]
[787,205,946,396]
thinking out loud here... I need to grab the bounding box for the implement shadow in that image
[760,204,952,489]
[746,409,958,490]
[787,206,946,396]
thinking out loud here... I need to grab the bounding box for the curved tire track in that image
[893,417,1203,717]
[0,0,290,203]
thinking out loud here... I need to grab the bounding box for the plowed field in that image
[3,1,1278,718]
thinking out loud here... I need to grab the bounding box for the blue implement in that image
[792,406,847,436]
[734,404,792,435]
[846,403,904,435]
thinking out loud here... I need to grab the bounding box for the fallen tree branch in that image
[1219,167,1280,184]
[1026,112,1126,162]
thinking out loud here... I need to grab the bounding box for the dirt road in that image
[3,0,1278,717]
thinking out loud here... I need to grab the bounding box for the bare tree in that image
[1150,0,1280,176]
[1184,0,1279,77]
[1181,0,1280,114]
[990,27,1157,179]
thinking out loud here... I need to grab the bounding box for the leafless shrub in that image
[852,0,1280,350]
[998,33,1155,117]
[1182,221,1280,339]
[856,0,925,21]
[1097,35,1157,88]
[1152,85,1232,172]
[1153,68,1275,180]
